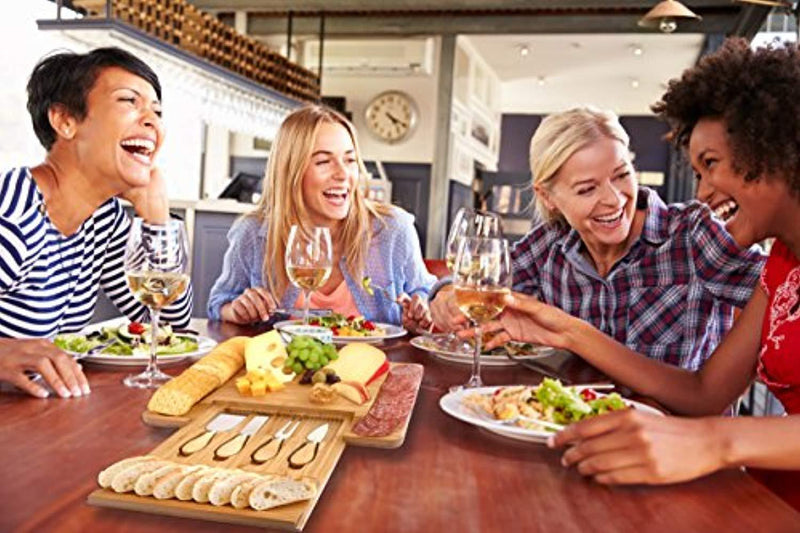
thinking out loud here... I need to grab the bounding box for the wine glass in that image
[123,218,190,389]
[286,225,333,324]
[444,208,502,271]
[451,236,512,390]
[441,208,503,350]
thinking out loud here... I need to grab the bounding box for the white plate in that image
[273,319,407,345]
[439,385,664,444]
[61,318,217,366]
[410,334,556,367]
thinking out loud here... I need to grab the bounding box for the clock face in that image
[364,91,417,143]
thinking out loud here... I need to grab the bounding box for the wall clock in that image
[364,91,418,143]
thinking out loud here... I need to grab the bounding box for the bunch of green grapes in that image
[284,335,338,375]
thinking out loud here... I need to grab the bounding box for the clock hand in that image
[385,111,408,129]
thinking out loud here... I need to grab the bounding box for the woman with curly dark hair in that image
[476,38,800,509]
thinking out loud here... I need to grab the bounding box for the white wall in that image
[0,1,78,170]
[319,38,441,164]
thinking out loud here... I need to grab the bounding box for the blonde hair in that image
[249,105,391,297]
[530,107,630,223]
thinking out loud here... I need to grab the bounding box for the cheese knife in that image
[287,423,329,469]
[179,413,245,456]
[213,415,269,460]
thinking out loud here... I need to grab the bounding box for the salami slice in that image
[352,364,423,437]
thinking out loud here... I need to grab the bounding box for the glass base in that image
[123,368,173,389]
[450,374,483,393]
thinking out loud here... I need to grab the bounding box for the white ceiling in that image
[466,33,705,116]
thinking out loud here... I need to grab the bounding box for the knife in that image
[287,423,329,469]
[213,415,269,460]
[179,413,245,456]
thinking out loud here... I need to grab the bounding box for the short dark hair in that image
[26,47,161,150]
[652,38,800,197]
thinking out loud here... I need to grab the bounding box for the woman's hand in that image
[120,167,169,224]
[0,339,90,399]
[399,293,433,334]
[458,291,578,351]
[430,286,468,333]
[549,409,725,485]
[220,287,278,324]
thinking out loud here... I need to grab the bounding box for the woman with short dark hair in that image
[0,47,192,399]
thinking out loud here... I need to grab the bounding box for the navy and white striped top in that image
[0,167,193,338]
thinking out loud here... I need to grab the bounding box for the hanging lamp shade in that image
[638,0,702,32]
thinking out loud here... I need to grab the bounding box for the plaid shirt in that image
[512,188,765,370]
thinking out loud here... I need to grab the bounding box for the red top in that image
[750,239,800,511]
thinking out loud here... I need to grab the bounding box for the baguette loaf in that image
[147,336,249,416]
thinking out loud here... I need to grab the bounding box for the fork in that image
[250,419,300,464]
[498,414,565,432]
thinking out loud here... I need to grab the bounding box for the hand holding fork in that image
[362,278,432,333]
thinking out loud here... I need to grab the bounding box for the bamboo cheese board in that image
[89,362,423,531]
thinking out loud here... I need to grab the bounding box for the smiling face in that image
[695,172,738,221]
[538,136,638,254]
[70,66,163,192]
[688,118,786,247]
[301,121,359,228]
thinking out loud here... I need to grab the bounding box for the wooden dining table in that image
[1,319,798,533]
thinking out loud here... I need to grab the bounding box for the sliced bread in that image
[249,477,317,511]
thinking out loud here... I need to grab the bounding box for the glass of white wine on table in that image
[442,208,503,351]
[123,218,190,388]
[286,225,333,325]
[451,236,511,391]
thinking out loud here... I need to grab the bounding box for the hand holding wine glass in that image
[123,218,190,388]
[286,225,333,325]
[451,236,511,390]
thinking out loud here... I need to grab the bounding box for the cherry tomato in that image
[128,322,145,335]
[363,320,376,331]
[580,389,597,401]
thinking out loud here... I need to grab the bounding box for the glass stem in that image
[470,324,483,387]
[146,307,160,375]
[302,289,311,325]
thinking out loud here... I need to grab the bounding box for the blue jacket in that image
[207,206,436,324]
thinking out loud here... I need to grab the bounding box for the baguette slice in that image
[97,456,157,488]
[208,471,260,506]
[152,465,207,500]
[175,467,216,501]
[231,475,276,510]
[134,463,182,496]
[249,477,317,511]
[192,469,236,503]
[110,460,170,493]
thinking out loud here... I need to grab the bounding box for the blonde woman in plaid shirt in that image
[433,106,764,371]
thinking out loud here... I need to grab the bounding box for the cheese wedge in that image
[245,330,295,384]
[332,381,370,405]
[326,343,388,386]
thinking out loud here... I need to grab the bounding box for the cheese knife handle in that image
[287,441,318,469]
[179,430,214,456]
[213,434,249,460]
[250,438,282,464]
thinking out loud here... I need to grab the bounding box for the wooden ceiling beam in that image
[244,12,739,37]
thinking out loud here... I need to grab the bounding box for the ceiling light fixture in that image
[519,44,530,57]
[631,79,640,89]
[638,0,702,33]
[733,0,792,7]
[537,76,546,86]
[632,44,644,56]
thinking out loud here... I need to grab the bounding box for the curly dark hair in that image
[652,38,800,197]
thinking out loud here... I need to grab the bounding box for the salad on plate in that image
[54,321,198,357]
[306,313,387,337]
[464,378,629,431]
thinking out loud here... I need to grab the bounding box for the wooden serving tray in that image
[89,363,423,531]
[142,362,420,449]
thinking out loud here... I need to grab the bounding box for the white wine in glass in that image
[123,218,190,389]
[442,208,503,351]
[286,225,333,324]
[451,237,511,390]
